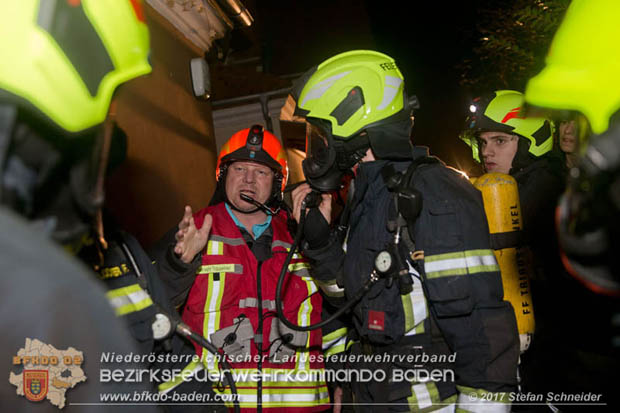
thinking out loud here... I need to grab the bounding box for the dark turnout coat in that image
[303,146,520,411]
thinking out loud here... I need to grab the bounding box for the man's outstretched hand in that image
[174,206,212,263]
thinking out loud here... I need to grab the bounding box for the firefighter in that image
[460,90,573,403]
[154,126,330,412]
[0,1,158,411]
[290,50,519,412]
[525,0,620,296]
[523,0,620,409]
[556,116,589,169]
[459,90,567,303]
[460,90,566,271]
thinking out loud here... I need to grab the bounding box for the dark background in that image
[214,0,491,174]
[363,0,484,173]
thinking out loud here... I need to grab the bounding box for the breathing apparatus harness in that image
[271,156,438,332]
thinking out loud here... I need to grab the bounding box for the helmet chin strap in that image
[509,137,535,173]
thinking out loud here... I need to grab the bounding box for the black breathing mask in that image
[302,120,369,192]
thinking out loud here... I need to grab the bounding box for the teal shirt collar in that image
[225,203,272,239]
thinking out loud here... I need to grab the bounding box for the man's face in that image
[478,131,519,174]
[225,161,274,211]
[559,120,579,154]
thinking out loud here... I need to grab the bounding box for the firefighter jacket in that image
[81,227,172,356]
[1,208,158,413]
[512,152,566,279]
[161,202,330,412]
[303,146,520,412]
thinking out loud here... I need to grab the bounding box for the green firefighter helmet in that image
[0,0,152,133]
[525,0,620,134]
[461,90,554,162]
[294,50,407,139]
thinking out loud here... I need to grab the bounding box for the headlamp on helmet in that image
[215,126,288,212]
[460,90,554,163]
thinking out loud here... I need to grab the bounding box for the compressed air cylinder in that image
[473,173,535,353]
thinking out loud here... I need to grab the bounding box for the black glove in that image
[304,207,331,250]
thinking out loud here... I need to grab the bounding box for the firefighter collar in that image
[225,203,272,239]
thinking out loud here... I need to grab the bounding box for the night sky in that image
[255,0,492,173]
[363,0,484,173]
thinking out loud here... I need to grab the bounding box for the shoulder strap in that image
[334,177,356,241]
[381,158,439,249]
[401,156,440,186]
[380,156,439,191]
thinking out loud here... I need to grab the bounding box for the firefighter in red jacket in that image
[156,125,330,412]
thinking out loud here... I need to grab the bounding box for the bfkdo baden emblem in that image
[24,370,48,402]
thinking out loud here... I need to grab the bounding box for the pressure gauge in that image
[375,250,393,274]
[152,313,173,341]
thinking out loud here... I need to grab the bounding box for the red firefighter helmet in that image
[216,125,288,192]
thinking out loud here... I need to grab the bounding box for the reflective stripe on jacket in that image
[182,202,328,411]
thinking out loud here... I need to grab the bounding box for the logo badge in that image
[24,370,48,402]
[10,338,86,409]
[368,310,385,331]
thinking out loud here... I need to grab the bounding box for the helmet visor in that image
[303,122,336,178]
[459,129,482,163]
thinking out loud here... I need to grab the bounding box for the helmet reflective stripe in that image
[461,90,554,161]
[297,50,406,139]
[38,0,114,97]
[485,91,553,157]
[525,0,620,134]
[377,76,403,110]
[300,72,351,108]
[0,0,151,133]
